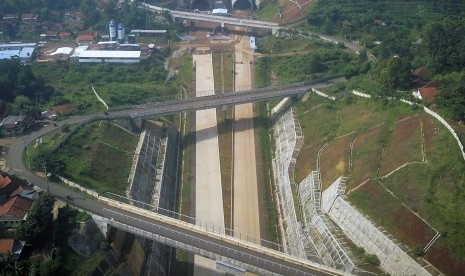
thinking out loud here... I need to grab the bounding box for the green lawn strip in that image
[348,180,436,249]
[175,54,194,275]
[257,103,281,246]
[212,52,235,230]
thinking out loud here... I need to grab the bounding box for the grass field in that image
[57,120,138,195]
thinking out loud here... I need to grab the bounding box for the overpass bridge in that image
[5,77,345,276]
[140,2,281,31]
[123,76,344,119]
[96,196,345,276]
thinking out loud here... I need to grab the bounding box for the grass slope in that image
[58,120,138,195]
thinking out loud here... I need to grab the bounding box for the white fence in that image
[351,90,465,162]
[352,90,371,98]
[423,107,465,161]
[57,175,99,198]
[312,88,336,101]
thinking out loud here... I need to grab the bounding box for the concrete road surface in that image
[233,36,261,240]
[193,53,225,275]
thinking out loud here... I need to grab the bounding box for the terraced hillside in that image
[294,94,465,275]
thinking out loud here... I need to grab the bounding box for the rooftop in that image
[79,50,141,59]
[130,30,167,34]
[0,174,12,189]
[0,239,14,254]
[0,196,33,220]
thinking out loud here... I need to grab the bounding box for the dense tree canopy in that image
[0,59,53,103]
[424,18,465,74]
[15,193,54,246]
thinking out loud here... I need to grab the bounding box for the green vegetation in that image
[3,197,107,275]
[257,103,280,246]
[257,2,278,20]
[213,52,235,229]
[365,254,381,266]
[31,62,173,113]
[57,120,138,195]
[15,193,54,246]
[305,0,465,121]
[255,37,367,86]
[174,55,193,276]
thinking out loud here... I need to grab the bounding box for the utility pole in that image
[23,138,31,168]
[43,162,49,193]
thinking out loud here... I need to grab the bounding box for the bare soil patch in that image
[348,181,437,249]
[425,238,465,276]
[319,135,353,189]
[348,127,383,190]
[379,116,423,176]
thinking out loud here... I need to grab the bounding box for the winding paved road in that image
[4,78,345,276]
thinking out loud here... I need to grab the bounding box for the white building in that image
[78,50,141,63]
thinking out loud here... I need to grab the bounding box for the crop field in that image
[58,120,138,195]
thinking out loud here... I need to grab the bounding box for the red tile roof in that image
[0,196,33,220]
[419,87,438,101]
[78,34,94,42]
[46,30,59,36]
[0,239,14,254]
[59,32,71,39]
[0,174,12,189]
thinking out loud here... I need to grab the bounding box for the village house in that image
[412,81,439,102]
[0,115,35,136]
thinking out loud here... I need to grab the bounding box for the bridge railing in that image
[104,208,331,276]
[109,75,344,113]
[105,192,285,252]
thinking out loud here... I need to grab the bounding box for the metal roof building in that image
[78,50,141,63]
[0,43,36,62]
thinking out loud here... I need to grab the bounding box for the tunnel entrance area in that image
[191,0,211,11]
[232,0,253,10]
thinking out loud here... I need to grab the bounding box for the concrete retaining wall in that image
[272,108,307,259]
[298,173,354,272]
[57,175,99,198]
[327,197,431,276]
